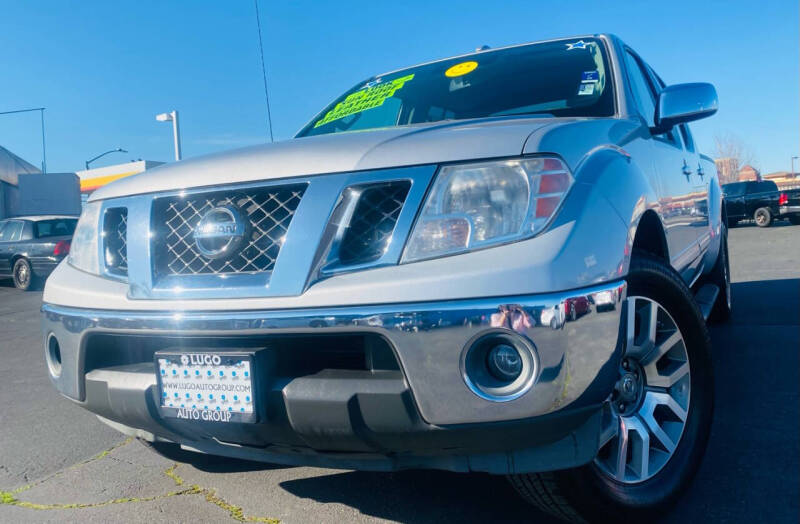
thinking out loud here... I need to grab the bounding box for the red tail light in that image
[53,240,70,256]
[779,193,788,206]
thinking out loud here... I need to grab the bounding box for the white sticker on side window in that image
[577,83,595,96]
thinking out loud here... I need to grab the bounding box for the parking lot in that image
[0,223,797,523]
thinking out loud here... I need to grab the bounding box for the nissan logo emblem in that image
[193,204,248,259]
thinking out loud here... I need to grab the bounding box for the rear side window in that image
[747,181,777,194]
[35,219,77,238]
[0,221,24,242]
[759,181,778,193]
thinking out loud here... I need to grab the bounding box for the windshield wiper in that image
[488,111,556,118]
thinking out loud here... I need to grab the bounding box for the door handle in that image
[682,160,692,180]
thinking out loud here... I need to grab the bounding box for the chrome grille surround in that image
[91,165,436,300]
[102,207,128,277]
[152,185,306,276]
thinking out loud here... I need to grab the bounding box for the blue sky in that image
[0,0,797,174]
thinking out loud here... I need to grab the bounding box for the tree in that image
[713,133,756,184]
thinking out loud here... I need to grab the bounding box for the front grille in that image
[338,181,411,265]
[103,208,128,275]
[152,184,306,276]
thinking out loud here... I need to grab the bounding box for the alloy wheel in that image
[593,296,691,484]
[15,262,30,288]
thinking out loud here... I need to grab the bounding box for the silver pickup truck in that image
[42,34,729,522]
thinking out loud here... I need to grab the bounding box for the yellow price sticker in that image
[445,61,478,78]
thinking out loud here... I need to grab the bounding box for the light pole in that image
[792,156,798,178]
[156,110,182,161]
[85,148,128,170]
[0,107,47,173]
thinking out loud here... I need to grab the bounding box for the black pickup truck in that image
[722,180,800,227]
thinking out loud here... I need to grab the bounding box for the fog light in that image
[461,332,538,402]
[486,344,522,381]
[46,334,62,378]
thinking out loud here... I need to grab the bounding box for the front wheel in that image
[509,253,714,522]
[754,207,772,227]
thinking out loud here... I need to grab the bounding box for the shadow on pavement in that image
[280,469,544,523]
[726,278,800,325]
[140,440,291,474]
[730,219,796,229]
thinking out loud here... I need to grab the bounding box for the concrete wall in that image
[16,173,81,216]
[0,181,20,219]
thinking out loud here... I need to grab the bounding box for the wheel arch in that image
[573,145,665,276]
[10,253,28,268]
[631,209,669,263]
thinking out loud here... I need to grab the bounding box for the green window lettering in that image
[314,74,414,128]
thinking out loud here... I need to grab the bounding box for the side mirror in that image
[653,82,718,134]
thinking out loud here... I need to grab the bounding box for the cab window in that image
[623,50,656,127]
[760,181,778,192]
[678,125,695,153]
[722,183,746,197]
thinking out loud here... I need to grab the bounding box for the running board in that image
[694,283,719,321]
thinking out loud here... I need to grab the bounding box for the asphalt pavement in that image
[0,222,798,523]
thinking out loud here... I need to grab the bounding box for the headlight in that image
[68,201,102,275]
[402,157,572,262]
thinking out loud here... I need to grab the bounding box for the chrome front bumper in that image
[41,281,625,472]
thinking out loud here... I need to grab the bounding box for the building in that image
[76,160,164,204]
[1,145,164,219]
[1,145,81,219]
[763,171,800,190]
[736,165,761,182]
[714,157,738,184]
[0,144,41,219]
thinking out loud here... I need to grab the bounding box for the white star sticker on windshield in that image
[565,40,587,50]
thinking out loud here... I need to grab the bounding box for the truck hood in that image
[90,116,628,201]
[91,117,559,201]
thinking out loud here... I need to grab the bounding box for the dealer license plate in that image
[155,352,256,423]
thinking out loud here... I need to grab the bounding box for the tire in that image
[707,227,731,323]
[788,215,800,225]
[12,258,37,291]
[509,252,714,523]
[754,207,772,227]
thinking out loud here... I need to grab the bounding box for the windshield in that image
[298,37,615,137]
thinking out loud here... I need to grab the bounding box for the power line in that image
[0,107,46,173]
[253,0,274,143]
